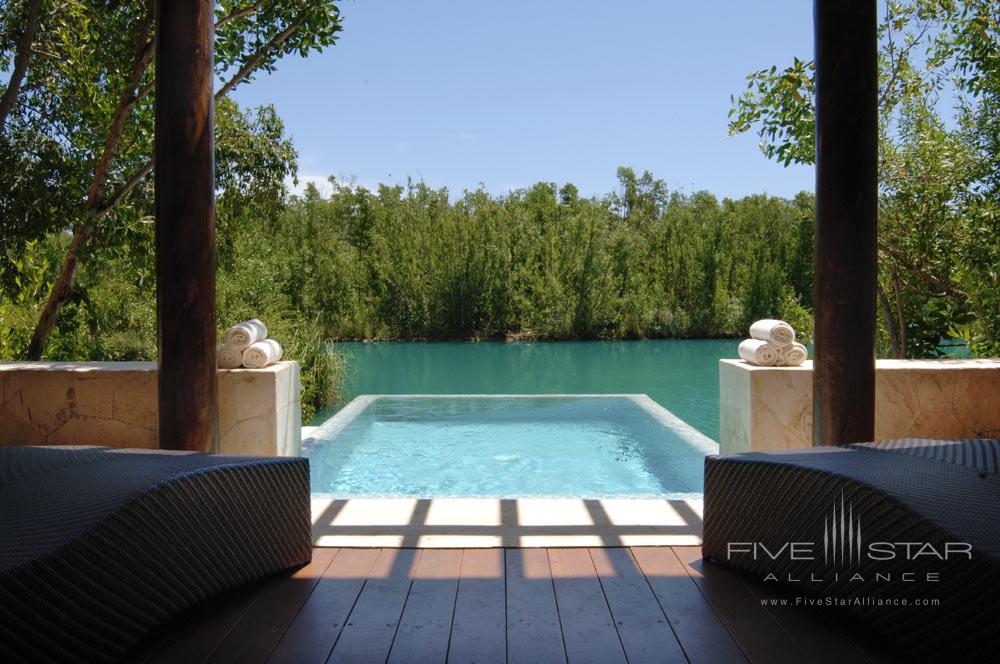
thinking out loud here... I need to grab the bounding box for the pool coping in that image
[305,394,715,548]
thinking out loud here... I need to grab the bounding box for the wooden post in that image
[154,0,218,452]
[812,0,878,445]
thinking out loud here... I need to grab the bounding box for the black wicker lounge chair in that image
[703,438,1000,663]
[0,445,312,663]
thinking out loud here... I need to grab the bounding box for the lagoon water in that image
[322,339,740,440]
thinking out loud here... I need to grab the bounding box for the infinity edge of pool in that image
[304,394,718,500]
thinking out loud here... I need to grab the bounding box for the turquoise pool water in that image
[305,395,717,498]
[322,339,739,440]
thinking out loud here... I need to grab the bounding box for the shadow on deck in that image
[127,546,899,664]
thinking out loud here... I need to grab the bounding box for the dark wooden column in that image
[812,0,878,445]
[154,0,218,452]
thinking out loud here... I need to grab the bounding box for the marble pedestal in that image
[0,361,301,456]
[719,358,1000,454]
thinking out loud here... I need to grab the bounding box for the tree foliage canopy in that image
[0,0,342,356]
[729,0,1000,356]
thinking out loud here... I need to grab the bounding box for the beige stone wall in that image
[720,358,1000,454]
[0,361,301,456]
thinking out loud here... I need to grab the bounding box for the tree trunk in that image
[24,5,153,359]
[0,0,44,131]
[877,281,903,358]
[891,266,907,357]
[26,223,93,359]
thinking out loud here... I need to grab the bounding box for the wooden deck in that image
[129,547,897,664]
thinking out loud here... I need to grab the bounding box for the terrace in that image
[2,1,997,663]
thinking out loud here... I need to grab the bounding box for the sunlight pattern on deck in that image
[311,497,704,548]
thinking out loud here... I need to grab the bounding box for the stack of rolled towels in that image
[738,319,808,367]
[217,319,284,369]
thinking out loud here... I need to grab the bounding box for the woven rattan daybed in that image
[703,438,1000,662]
[0,445,312,663]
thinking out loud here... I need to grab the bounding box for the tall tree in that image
[0,0,342,358]
[728,0,1000,357]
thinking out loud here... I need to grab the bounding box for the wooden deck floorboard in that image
[268,548,378,663]
[547,547,628,664]
[447,549,507,664]
[132,547,899,664]
[505,548,566,664]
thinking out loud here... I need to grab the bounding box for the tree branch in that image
[878,2,934,110]
[94,158,154,219]
[878,240,964,299]
[215,0,266,29]
[94,10,306,219]
[0,0,44,132]
[137,78,154,101]
[85,6,154,211]
[215,13,305,99]
[130,2,272,114]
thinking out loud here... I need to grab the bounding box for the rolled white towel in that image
[739,339,781,366]
[217,344,243,369]
[242,339,283,369]
[749,319,795,347]
[224,319,268,351]
[780,342,808,367]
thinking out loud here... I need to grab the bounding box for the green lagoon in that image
[323,339,740,440]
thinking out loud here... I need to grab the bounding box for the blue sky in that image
[232,1,816,200]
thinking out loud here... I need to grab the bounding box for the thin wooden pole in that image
[812,0,878,445]
[154,0,218,452]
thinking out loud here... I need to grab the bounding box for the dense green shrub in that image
[276,170,815,342]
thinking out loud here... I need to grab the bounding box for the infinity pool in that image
[323,339,739,439]
[304,395,718,499]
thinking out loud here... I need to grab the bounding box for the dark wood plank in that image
[822,613,901,664]
[741,578,871,664]
[327,548,418,664]
[129,546,893,664]
[630,547,747,664]
[387,549,462,664]
[741,574,874,664]
[145,579,271,664]
[506,548,566,664]
[589,548,687,663]
[547,548,627,664]
[672,547,806,664]
[447,549,506,664]
[206,548,338,663]
[268,548,379,664]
